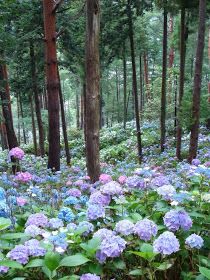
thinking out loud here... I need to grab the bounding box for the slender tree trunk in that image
[123,49,127,129]
[115,67,120,123]
[174,75,178,137]
[206,28,210,129]
[127,1,142,163]
[160,4,168,152]
[168,14,174,104]
[76,90,80,129]
[30,42,45,156]
[0,121,8,150]
[57,66,71,165]
[143,52,151,101]
[139,54,144,112]
[30,95,38,155]
[43,0,60,170]
[188,0,206,162]
[80,87,84,130]
[16,94,21,144]
[176,8,186,159]
[85,0,100,182]
[19,94,27,144]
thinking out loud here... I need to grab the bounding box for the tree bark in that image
[123,49,127,129]
[76,90,80,129]
[160,4,168,152]
[80,86,84,130]
[57,66,71,165]
[139,54,144,112]
[176,8,186,160]
[143,52,151,101]
[30,42,45,156]
[85,0,100,182]
[206,28,210,129]
[127,0,142,163]
[43,0,60,171]
[30,95,38,155]
[19,94,27,144]
[188,0,206,162]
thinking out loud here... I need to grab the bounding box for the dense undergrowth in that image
[0,121,209,280]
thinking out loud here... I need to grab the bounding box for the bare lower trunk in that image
[30,95,38,155]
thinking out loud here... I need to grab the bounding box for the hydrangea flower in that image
[118,175,127,184]
[9,147,24,160]
[58,207,75,222]
[87,204,105,221]
[17,197,27,207]
[153,231,180,255]
[126,176,146,190]
[80,273,100,280]
[77,221,94,236]
[134,219,158,241]
[0,265,9,274]
[99,174,112,184]
[163,210,192,231]
[156,185,176,200]
[191,159,201,166]
[89,191,111,206]
[100,181,123,196]
[26,213,48,228]
[64,196,79,206]
[25,225,43,237]
[67,188,81,197]
[151,175,170,187]
[115,220,134,236]
[185,234,204,249]
[7,245,29,264]
[93,228,116,240]
[24,239,46,257]
[15,172,33,183]
[49,232,68,251]
[96,235,126,263]
[48,218,64,229]
[67,222,77,231]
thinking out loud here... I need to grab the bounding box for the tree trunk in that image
[85,0,100,182]
[115,67,120,123]
[174,75,178,137]
[188,0,206,162]
[0,121,8,150]
[0,64,18,150]
[19,94,27,144]
[143,52,151,101]
[43,0,60,171]
[168,14,174,104]
[30,42,45,156]
[160,4,168,152]
[139,54,144,113]
[80,87,84,130]
[127,0,142,163]
[30,95,38,155]
[176,8,186,160]
[16,94,21,144]
[57,66,71,165]
[123,49,127,129]
[76,90,80,129]
[206,28,210,129]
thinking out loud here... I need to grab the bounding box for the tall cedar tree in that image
[43,0,61,170]
[160,2,168,152]
[127,0,142,163]
[85,0,101,182]
[176,8,186,159]
[188,0,206,162]
[207,28,210,129]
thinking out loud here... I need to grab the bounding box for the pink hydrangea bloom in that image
[66,180,73,186]
[9,147,24,160]
[17,197,27,206]
[99,174,112,184]
[118,175,127,184]
[15,172,33,183]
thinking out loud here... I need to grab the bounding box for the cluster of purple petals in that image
[48,218,64,229]
[0,265,9,274]
[156,185,176,200]
[93,228,116,240]
[89,191,111,206]
[67,222,77,231]
[67,188,81,197]
[87,204,105,220]
[126,176,146,189]
[153,231,180,255]
[151,175,170,187]
[99,174,112,184]
[115,220,134,236]
[24,239,46,257]
[185,234,204,249]
[80,273,101,280]
[25,225,43,237]
[26,213,48,228]
[191,159,201,166]
[96,235,126,263]
[9,147,24,160]
[15,172,33,183]
[163,210,192,231]
[100,181,123,195]
[77,221,94,236]
[134,219,158,241]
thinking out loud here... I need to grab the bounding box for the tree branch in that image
[52,0,63,13]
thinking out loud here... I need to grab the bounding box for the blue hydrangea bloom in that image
[89,191,111,206]
[58,207,75,222]
[48,218,64,229]
[185,234,204,249]
[115,220,134,236]
[134,219,158,241]
[153,231,180,255]
[24,239,46,257]
[163,210,192,231]
[64,196,79,206]
[80,273,100,280]
[7,245,29,264]
[77,221,94,236]
[87,204,105,221]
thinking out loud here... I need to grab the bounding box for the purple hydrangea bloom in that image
[151,175,170,187]
[153,231,180,255]
[89,191,111,206]
[48,218,64,229]
[67,222,77,231]
[7,245,29,264]
[163,210,192,231]
[15,172,33,183]
[115,220,134,236]
[100,181,123,196]
[93,228,116,240]
[67,188,81,197]
[87,204,105,221]
[26,213,48,228]
[126,176,147,190]
[77,221,94,236]
[25,239,46,257]
[96,235,126,263]
[134,219,158,241]
[80,273,101,280]
[9,147,24,160]
[25,225,43,237]
[191,159,201,166]
[156,185,176,200]
[0,266,9,274]
[185,234,204,249]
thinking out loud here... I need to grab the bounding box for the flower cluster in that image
[153,231,180,255]
[134,219,158,241]
[9,147,24,160]
[58,207,75,222]
[100,181,123,195]
[185,234,204,249]
[163,210,192,231]
[15,172,33,183]
[26,213,48,227]
[156,185,176,200]
[87,204,105,221]
[89,191,111,206]
[115,220,134,236]
[80,273,101,280]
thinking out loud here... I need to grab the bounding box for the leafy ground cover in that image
[0,122,209,280]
